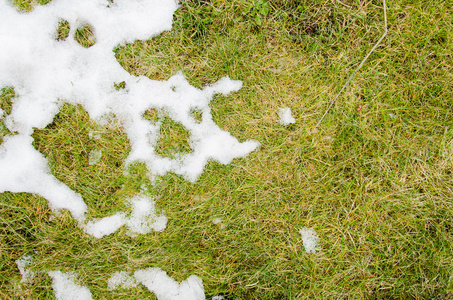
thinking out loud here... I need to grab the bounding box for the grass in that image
[155,116,193,158]
[1,0,453,299]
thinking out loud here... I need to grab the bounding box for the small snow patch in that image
[15,255,35,284]
[84,213,126,238]
[134,268,205,300]
[212,217,226,229]
[48,271,93,300]
[208,296,226,300]
[126,195,168,236]
[108,271,137,290]
[47,267,206,300]
[88,149,102,165]
[278,107,295,125]
[299,227,319,253]
[83,195,167,238]
[140,183,148,192]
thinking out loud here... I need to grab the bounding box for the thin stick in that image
[315,0,388,129]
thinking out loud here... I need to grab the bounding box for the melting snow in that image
[15,256,35,284]
[299,227,319,253]
[85,195,167,238]
[3,0,260,297]
[212,218,222,224]
[209,296,226,300]
[0,0,259,234]
[85,213,126,238]
[278,107,296,125]
[135,268,205,300]
[48,271,93,300]
[88,149,102,165]
[125,194,168,235]
[49,268,204,300]
[107,271,137,290]
[88,132,101,140]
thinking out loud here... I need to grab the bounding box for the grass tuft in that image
[56,19,70,41]
[74,24,96,48]
[143,108,160,123]
[190,109,203,123]
[12,0,52,12]
[0,87,16,145]
[155,116,193,158]
[0,87,15,115]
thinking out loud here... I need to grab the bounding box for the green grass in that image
[0,87,15,145]
[1,0,453,299]
[155,116,193,158]
[74,24,96,48]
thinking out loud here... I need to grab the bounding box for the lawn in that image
[1,0,453,299]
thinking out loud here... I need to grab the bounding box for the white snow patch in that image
[48,271,93,300]
[84,195,167,238]
[0,0,259,235]
[88,149,102,165]
[48,268,205,300]
[135,268,205,300]
[85,213,126,238]
[299,227,319,253]
[0,135,88,222]
[15,255,35,284]
[126,195,168,235]
[107,271,137,290]
[278,107,295,125]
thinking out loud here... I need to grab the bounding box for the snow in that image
[47,268,205,299]
[125,195,168,235]
[85,195,167,238]
[278,107,296,125]
[135,268,205,300]
[3,0,260,297]
[299,227,319,253]
[0,0,258,234]
[107,271,137,290]
[0,134,87,222]
[48,271,93,300]
[15,256,35,284]
[85,213,126,238]
[88,149,102,165]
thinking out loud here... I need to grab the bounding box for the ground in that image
[1,0,453,299]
